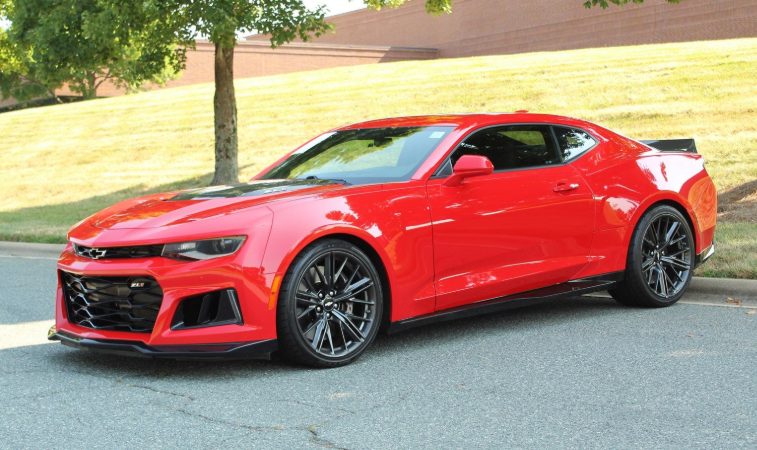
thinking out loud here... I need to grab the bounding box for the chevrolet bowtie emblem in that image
[89,248,107,259]
[77,246,107,259]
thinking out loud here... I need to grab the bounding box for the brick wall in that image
[247,0,757,58]
[61,40,438,98]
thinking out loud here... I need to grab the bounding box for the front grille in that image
[73,243,164,260]
[61,271,163,333]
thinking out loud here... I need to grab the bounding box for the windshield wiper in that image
[302,175,351,185]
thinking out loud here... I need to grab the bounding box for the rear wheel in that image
[276,239,383,367]
[609,205,694,307]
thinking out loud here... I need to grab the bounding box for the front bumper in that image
[52,239,282,356]
[49,329,277,359]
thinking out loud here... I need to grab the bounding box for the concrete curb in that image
[0,240,755,304]
[686,277,757,306]
[0,241,66,259]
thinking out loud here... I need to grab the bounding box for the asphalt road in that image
[1,256,756,449]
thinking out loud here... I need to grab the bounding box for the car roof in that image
[336,113,591,131]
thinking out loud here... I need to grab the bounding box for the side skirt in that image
[386,272,624,334]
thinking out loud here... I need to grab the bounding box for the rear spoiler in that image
[640,139,697,153]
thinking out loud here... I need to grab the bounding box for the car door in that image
[427,124,595,311]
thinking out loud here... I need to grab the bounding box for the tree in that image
[147,0,453,186]
[584,0,681,8]
[1,0,184,103]
[0,0,54,102]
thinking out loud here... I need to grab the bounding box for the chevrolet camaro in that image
[49,113,717,367]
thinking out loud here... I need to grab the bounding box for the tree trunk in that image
[83,72,97,99]
[210,42,239,186]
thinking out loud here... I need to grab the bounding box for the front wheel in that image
[276,239,383,367]
[609,205,695,307]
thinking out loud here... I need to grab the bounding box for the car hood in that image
[89,179,345,230]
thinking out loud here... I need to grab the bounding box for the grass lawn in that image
[1,38,756,277]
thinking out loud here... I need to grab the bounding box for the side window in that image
[450,125,560,171]
[553,126,596,161]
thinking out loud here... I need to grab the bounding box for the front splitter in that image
[49,329,277,360]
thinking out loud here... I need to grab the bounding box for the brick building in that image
[2,0,756,108]
[248,0,757,58]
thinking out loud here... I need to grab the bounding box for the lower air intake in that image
[61,271,163,333]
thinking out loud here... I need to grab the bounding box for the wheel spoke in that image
[325,320,335,355]
[345,264,360,288]
[333,310,364,343]
[338,319,348,348]
[296,293,319,306]
[667,248,690,258]
[333,258,348,289]
[662,268,677,292]
[298,305,315,319]
[654,219,662,245]
[346,298,375,305]
[642,258,655,272]
[346,313,372,323]
[653,266,661,292]
[302,319,320,336]
[323,253,333,290]
[657,265,667,296]
[668,235,687,247]
[311,318,326,350]
[662,221,680,248]
[302,272,319,295]
[334,277,374,302]
[645,228,658,247]
[314,262,328,288]
[660,256,690,270]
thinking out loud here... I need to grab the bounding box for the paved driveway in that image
[1,256,756,449]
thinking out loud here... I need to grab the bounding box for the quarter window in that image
[450,125,560,171]
[553,126,596,161]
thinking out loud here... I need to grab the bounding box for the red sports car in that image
[49,113,717,367]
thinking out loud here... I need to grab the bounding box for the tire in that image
[609,205,695,307]
[276,239,384,368]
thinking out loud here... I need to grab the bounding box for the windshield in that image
[260,126,454,185]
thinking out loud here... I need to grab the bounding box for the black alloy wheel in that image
[640,213,693,298]
[276,239,383,367]
[609,205,694,307]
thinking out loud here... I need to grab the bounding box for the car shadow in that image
[6,295,634,379]
[369,294,627,357]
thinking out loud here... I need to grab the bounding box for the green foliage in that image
[148,1,331,50]
[584,0,681,8]
[150,0,454,50]
[365,0,452,15]
[0,0,53,101]
[1,0,184,102]
[0,27,53,102]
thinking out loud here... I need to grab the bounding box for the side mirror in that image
[442,155,494,187]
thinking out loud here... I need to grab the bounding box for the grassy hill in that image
[2,38,756,278]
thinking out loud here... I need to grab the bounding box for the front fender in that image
[260,183,437,322]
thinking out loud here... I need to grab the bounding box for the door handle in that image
[553,183,579,192]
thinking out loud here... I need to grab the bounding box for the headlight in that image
[162,236,246,261]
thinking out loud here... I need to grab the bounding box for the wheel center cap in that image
[323,300,335,312]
